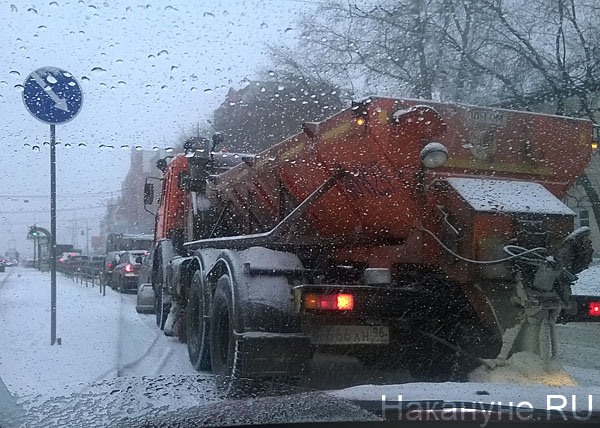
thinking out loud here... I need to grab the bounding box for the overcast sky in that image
[0,0,314,256]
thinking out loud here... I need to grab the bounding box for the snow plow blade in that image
[559,295,600,323]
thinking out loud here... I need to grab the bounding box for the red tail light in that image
[125,264,133,273]
[108,263,113,268]
[304,293,354,311]
[590,302,600,316]
[59,258,65,263]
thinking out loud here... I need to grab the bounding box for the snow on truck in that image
[142,97,600,380]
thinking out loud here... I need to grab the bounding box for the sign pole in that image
[22,66,82,346]
[50,124,58,346]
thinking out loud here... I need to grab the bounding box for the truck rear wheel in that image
[187,270,211,371]
[209,274,241,377]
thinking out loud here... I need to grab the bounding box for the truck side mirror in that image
[144,183,154,205]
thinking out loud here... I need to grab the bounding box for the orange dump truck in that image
[143,97,599,380]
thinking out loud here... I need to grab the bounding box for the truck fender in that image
[203,247,305,334]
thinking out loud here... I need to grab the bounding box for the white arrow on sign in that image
[31,71,70,112]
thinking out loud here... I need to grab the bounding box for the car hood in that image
[4,376,600,427]
[1,375,379,428]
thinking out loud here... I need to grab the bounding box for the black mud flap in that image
[559,295,600,322]
[234,332,312,378]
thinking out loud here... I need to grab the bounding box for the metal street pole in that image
[50,124,58,346]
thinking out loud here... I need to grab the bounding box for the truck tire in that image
[209,274,241,377]
[187,270,211,371]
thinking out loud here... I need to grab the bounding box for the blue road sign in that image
[22,66,83,125]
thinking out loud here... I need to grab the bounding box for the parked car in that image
[57,252,81,273]
[111,251,146,293]
[103,251,124,286]
[64,255,89,275]
[81,256,105,278]
[0,259,6,272]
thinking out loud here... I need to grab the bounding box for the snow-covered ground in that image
[0,264,599,424]
[0,268,196,401]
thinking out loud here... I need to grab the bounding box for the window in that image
[580,210,590,228]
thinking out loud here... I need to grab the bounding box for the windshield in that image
[2,1,600,427]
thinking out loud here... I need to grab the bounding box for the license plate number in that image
[310,325,389,345]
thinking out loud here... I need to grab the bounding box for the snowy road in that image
[1,266,599,404]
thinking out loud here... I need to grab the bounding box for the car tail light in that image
[125,264,133,273]
[590,302,600,316]
[59,258,65,263]
[304,293,354,311]
[108,263,113,268]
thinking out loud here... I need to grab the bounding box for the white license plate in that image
[310,325,389,345]
[125,273,137,277]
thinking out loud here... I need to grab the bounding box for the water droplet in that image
[9,70,20,77]
[277,85,284,91]
[260,22,268,29]
[161,84,168,90]
[120,144,129,149]
[190,87,197,92]
[68,81,76,87]
[32,145,40,151]
[81,76,90,82]
[49,1,58,6]
[203,11,214,18]
[23,143,31,148]
[268,70,275,77]
[203,88,212,93]
[157,49,168,57]
[165,5,178,11]
[91,66,106,72]
[135,145,143,150]
[152,146,159,151]
[284,27,293,33]
[14,84,24,92]
[78,142,87,148]
[260,87,266,92]
[118,80,126,86]
[165,147,174,153]
[46,74,57,84]
[116,59,124,64]
[38,25,47,30]
[99,144,114,150]
[64,143,72,148]
[147,54,155,60]
[27,7,37,13]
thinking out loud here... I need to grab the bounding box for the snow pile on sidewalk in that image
[469,352,576,387]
